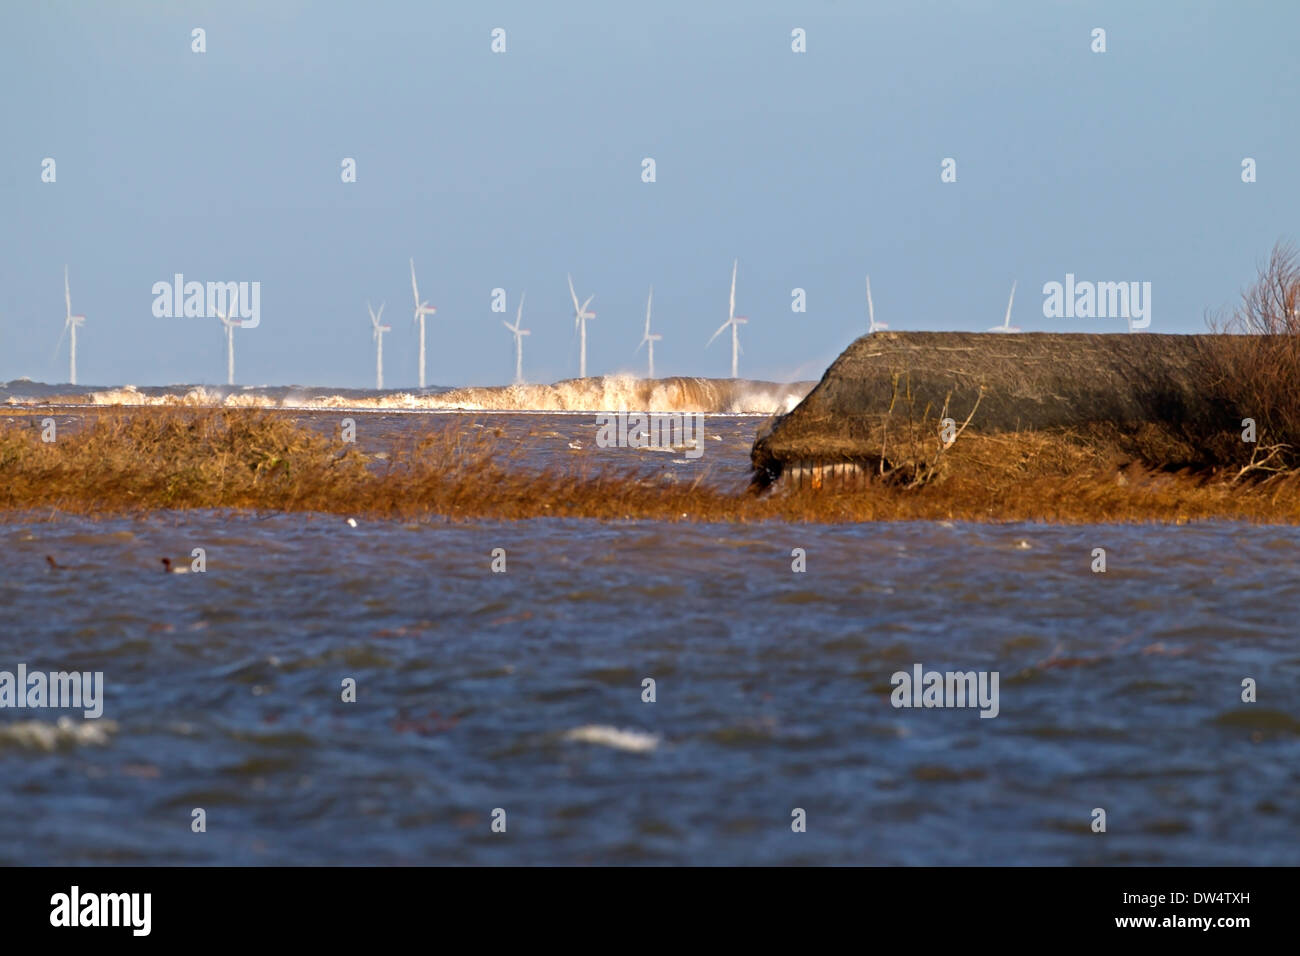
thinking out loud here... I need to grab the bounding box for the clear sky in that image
[2,0,1298,388]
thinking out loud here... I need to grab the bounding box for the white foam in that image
[563,724,660,753]
[0,716,118,751]
[66,376,814,415]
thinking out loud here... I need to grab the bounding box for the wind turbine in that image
[409,258,437,388]
[707,258,747,378]
[636,285,663,379]
[866,276,888,333]
[503,292,530,385]
[987,281,1021,333]
[567,274,596,378]
[55,266,86,385]
[216,302,242,385]
[368,302,391,389]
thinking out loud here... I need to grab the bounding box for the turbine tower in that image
[636,285,662,379]
[866,276,888,333]
[409,258,437,388]
[368,301,391,389]
[57,266,87,385]
[216,302,242,385]
[987,281,1021,333]
[503,292,530,385]
[707,258,747,378]
[567,274,596,378]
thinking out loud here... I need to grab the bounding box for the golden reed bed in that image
[2,407,1299,524]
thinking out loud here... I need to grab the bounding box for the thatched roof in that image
[751,332,1234,484]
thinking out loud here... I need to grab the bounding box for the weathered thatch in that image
[751,332,1244,487]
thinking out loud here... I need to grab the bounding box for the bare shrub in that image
[1207,241,1300,466]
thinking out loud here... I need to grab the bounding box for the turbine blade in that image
[1004,280,1017,328]
[517,290,525,323]
[706,319,730,347]
[729,259,737,322]
[568,274,580,311]
[410,259,420,306]
[64,265,71,319]
[866,276,874,327]
[645,286,653,335]
[52,320,68,363]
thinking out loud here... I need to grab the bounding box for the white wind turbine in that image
[987,281,1021,333]
[55,265,87,385]
[503,292,530,385]
[707,258,747,378]
[216,300,242,385]
[866,275,888,333]
[567,274,596,378]
[368,302,391,389]
[636,285,662,379]
[409,258,438,388]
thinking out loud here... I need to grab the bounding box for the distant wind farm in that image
[39,258,1047,391]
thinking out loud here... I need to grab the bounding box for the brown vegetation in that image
[6,245,1300,525]
[3,407,1300,524]
[1205,241,1300,472]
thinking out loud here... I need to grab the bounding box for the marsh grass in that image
[3,407,1300,524]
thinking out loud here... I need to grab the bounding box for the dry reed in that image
[3,407,1300,524]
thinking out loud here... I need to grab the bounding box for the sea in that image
[2,379,1298,865]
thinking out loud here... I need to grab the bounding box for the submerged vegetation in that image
[5,406,1300,524]
[5,243,1300,525]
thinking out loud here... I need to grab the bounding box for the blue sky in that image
[2,0,1298,387]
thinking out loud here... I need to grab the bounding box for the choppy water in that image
[2,411,1299,864]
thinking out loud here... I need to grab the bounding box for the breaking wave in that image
[5,376,813,416]
[423,376,811,414]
